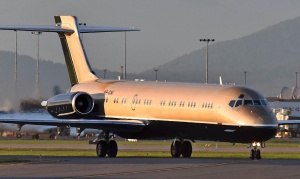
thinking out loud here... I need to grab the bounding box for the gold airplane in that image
[0,16,285,160]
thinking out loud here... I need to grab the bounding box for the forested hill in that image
[138,16,300,97]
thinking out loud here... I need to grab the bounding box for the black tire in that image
[181,141,192,158]
[96,141,107,158]
[171,141,182,158]
[107,140,118,158]
[16,133,22,138]
[255,149,261,160]
[250,149,255,160]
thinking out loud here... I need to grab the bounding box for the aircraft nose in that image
[258,111,278,126]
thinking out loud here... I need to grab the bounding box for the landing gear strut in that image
[95,131,118,158]
[249,142,264,160]
[170,139,192,158]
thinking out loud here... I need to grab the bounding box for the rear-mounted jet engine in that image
[41,92,94,118]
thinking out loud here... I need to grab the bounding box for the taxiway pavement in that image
[0,156,300,178]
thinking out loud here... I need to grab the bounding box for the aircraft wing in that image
[0,118,145,133]
[278,120,300,126]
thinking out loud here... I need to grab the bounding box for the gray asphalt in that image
[0,156,300,178]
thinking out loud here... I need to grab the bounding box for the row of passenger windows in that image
[108,97,213,109]
[110,98,153,105]
[159,100,198,108]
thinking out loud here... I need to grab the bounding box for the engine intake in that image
[42,92,94,118]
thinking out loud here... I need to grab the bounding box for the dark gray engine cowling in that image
[42,92,94,118]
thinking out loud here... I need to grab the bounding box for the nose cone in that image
[232,105,278,127]
[253,106,278,126]
[240,106,278,142]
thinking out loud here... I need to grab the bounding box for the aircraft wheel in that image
[96,141,107,158]
[16,133,21,138]
[181,141,192,158]
[255,149,261,160]
[250,149,255,160]
[107,140,118,158]
[171,141,182,158]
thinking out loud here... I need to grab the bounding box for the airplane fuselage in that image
[71,80,278,143]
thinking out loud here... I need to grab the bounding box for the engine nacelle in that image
[42,92,94,118]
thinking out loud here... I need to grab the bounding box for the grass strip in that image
[0,148,300,159]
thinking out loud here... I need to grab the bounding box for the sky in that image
[0,0,300,74]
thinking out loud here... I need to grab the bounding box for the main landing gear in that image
[248,142,265,160]
[170,139,193,158]
[95,131,118,158]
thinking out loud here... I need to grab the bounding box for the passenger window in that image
[229,100,235,108]
[235,100,242,107]
[244,100,253,106]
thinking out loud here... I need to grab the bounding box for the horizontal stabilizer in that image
[0,25,139,33]
[0,25,74,33]
[79,26,139,33]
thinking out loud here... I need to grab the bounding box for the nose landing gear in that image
[248,142,265,160]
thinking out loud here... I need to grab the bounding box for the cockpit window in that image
[260,100,268,106]
[229,100,235,108]
[228,94,268,109]
[235,100,243,107]
[244,100,253,106]
[253,100,261,105]
[238,94,245,99]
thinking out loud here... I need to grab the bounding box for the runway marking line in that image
[70,161,245,178]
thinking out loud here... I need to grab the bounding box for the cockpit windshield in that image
[228,94,268,108]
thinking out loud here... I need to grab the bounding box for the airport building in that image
[268,86,300,138]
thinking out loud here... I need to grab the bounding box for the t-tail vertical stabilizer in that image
[54,16,98,86]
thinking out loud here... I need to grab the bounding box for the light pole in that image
[32,31,42,98]
[244,71,247,86]
[103,69,107,79]
[124,32,127,80]
[154,68,158,81]
[296,71,298,88]
[14,30,17,91]
[121,66,124,80]
[199,39,215,84]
